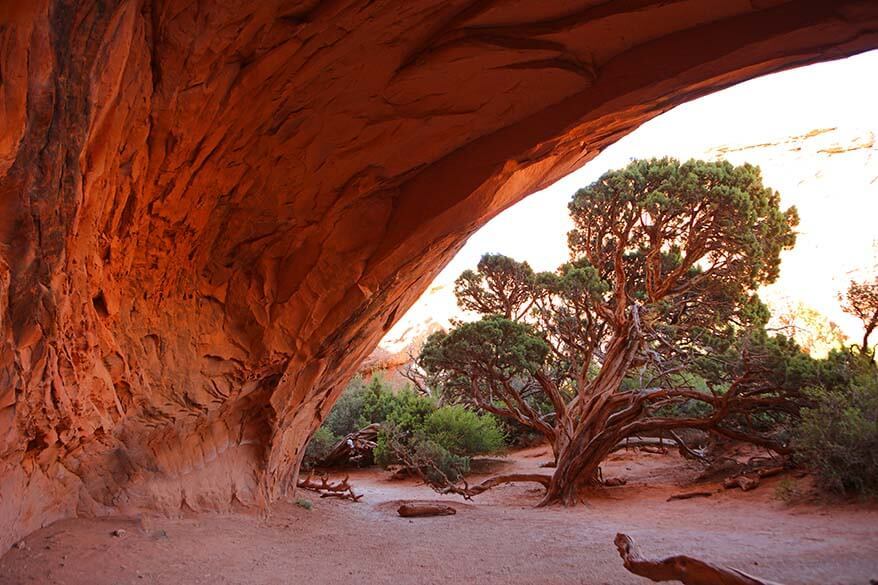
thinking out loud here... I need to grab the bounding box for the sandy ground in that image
[2,447,877,585]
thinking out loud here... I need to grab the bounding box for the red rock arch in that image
[1,0,877,551]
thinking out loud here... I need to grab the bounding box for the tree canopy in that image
[419,158,802,505]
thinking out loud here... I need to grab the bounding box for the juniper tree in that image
[841,278,878,358]
[420,158,802,505]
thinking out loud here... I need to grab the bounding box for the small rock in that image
[13,541,26,550]
[111,529,127,538]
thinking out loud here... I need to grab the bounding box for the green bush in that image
[303,426,339,466]
[423,406,505,456]
[374,404,505,484]
[323,376,368,436]
[371,389,438,469]
[793,371,878,496]
[359,383,434,430]
[306,374,508,479]
[374,424,471,483]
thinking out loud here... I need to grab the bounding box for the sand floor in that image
[2,447,876,585]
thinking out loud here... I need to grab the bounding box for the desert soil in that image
[1,446,876,585]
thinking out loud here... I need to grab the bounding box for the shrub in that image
[360,383,434,430]
[374,404,505,483]
[370,389,438,469]
[323,376,368,436]
[307,374,508,478]
[423,406,505,456]
[374,424,470,483]
[303,426,339,467]
[793,371,878,496]
[774,478,805,504]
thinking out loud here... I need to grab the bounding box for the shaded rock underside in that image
[1,0,877,552]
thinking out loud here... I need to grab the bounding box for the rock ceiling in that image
[1,0,877,551]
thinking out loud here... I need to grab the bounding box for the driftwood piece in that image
[297,471,363,502]
[398,503,457,517]
[667,490,714,501]
[614,533,784,585]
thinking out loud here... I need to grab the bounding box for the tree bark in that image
[615,533,784,585]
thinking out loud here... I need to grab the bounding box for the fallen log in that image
[667,490,714,501]
[398,503,457,517]
[614,533,784,585]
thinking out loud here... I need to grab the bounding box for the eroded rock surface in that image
[1,0,877,551]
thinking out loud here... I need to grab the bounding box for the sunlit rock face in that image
[1,0,877,551]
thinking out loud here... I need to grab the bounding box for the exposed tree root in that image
[297,471,363,502]
[614,533,784,585]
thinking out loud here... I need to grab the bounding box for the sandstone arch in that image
[1,0,877,551]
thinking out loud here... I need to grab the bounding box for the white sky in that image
[386,50,878,352]
[440,49,878,279]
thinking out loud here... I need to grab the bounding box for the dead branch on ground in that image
[614,533,784,585]
[437,473,552,499]
[385,432,551,500]
[297,471,363,502]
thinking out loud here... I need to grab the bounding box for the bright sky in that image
[386,50,878,352]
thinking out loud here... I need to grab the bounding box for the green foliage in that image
[420,316,549,407]
[303,426,339,466]
[295,498,313,510]
[376,426,472,483]
[308,372,506,479]
[419,158,802,457]
[323,376,368,436]
[374,405,505,481]
[454,254,536,319]
[793,364,878,497]
[357,378,432,430]
[568,157,798,293]
[423,406,506,456]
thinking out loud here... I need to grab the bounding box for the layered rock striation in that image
[1,0,877,551]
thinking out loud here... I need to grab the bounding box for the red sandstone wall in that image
[1,0,877,552]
